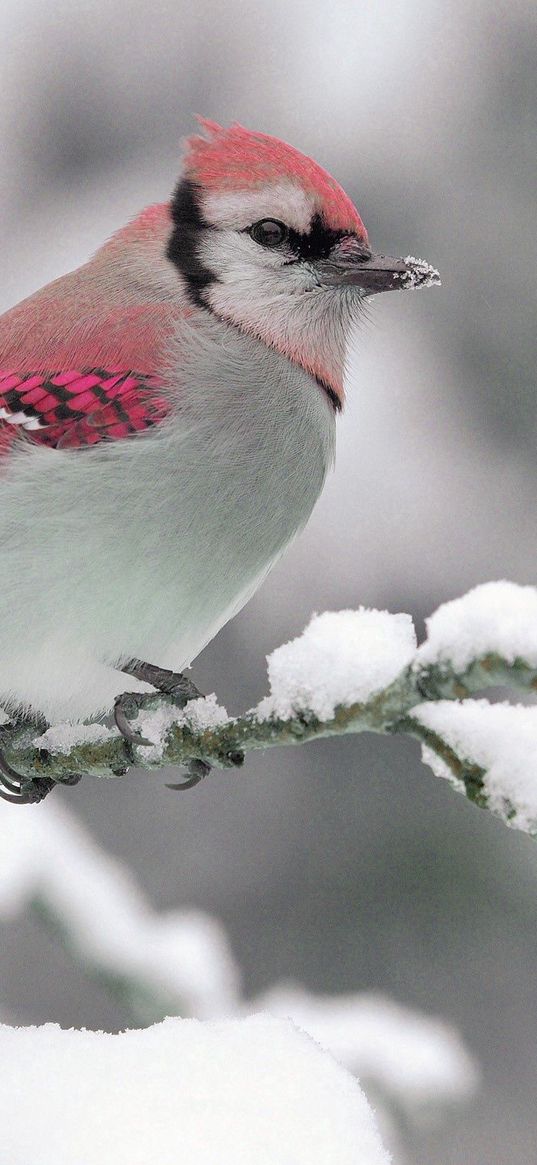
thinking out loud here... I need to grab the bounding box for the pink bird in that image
[0,119,439,801]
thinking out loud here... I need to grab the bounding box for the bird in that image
[0,118,439,801]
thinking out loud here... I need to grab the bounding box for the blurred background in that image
[0,1,536,1160]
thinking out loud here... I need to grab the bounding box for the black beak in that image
[316,239,441,295]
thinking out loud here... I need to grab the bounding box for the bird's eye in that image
[249,220,288,248]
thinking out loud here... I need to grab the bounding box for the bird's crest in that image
[183,118,367,238]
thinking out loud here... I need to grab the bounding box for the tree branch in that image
[3,582,537,833]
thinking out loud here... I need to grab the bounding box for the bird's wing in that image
[0,201,193,457]
[0,367,170,453]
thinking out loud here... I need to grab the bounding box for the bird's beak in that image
[316,239,441,295]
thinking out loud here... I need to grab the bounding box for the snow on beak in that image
[317,236,441,294]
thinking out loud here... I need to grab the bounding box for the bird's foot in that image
[114,684,208,788]
[117,659,243,790]
[0,713,82,804]
[0,756,55,804]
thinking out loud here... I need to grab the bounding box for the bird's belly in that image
[129,414,334,669]
[156,560,273,674]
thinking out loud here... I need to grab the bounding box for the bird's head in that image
[167,120,440,406]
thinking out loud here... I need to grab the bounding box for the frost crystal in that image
[398,255,441,289]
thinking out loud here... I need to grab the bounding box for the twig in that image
[2,649,536,824]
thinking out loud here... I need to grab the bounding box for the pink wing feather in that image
[0,367,169,452]
[0,201,185,457]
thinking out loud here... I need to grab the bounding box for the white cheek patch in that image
[199,230,286,281]
[200,232,289,322]
[201,181,315,234]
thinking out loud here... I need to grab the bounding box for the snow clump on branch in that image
[416,581,537,671]
[414,700,537,832]
[258,608,416,721]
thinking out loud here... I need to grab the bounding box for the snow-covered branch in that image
[5,581,537,834]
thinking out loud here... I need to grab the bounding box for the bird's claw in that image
[119,663,210,789]
[0,747,57,804]
[0,747,29,802]
[117,663,244,792]
[114,692,152,749]
[115,687,210,788]
[0,711,64,804]
[166,758,211,791]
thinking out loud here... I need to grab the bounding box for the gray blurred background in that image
[1,1,536,1161]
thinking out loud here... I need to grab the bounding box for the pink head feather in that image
[184,119,368,240]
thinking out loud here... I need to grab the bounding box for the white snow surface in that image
[258,608,416,722]
[0,1015,390,1165]
[414,699,537,832]
[254,986,478,1114]
[34,721,115,752]
[416,580,537,672]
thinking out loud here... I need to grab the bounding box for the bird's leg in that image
[121,660,204,702]
[116,659,235,790]
[114,660,201,751]
[0,711,81,804]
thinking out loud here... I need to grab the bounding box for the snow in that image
[136,693,229,761]
[419,744,460,788]
[179,693,230,731]
[32,695,228,764]
[254,986,478,1116]
[0,797,478,1130]
[414,699,537,832]
[416,580,537,672]
[258,609,416,722]
[0,1015,391,1165]
[399,256,441,289]
[34,721,115,752]
[0,800,240,1019]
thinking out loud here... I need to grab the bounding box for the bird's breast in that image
[164,314,336,559]
[137,314,337,663]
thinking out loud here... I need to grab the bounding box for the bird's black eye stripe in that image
[167,178,218,308]
[287,215,349,260]
[247,213,360,261]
